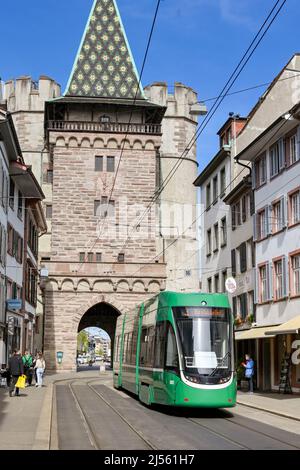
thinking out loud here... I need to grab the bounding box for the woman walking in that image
[34,352,46,388]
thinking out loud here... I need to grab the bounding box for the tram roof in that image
[158,291,230,309]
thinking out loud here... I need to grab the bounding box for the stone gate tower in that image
[42,0,166,371]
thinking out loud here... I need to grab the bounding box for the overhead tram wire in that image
[201,71,300,104]
[116,109,291,285]
[118,0,288,254]
[74,0,162,274]
[49,99,299,304]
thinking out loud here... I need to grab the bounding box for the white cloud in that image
[219,0,257,30]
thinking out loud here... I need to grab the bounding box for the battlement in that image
[4,75,61,112]
[144,82,199,121]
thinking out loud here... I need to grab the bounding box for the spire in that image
[64,0,145,100]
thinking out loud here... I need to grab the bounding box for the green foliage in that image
[77,330,89,353]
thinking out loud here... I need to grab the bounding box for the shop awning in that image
[265,315,300,335]
[235,325,278,340]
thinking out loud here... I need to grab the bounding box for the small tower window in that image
[118,253,125,263]
[100,115,110,123]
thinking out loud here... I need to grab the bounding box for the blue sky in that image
[1,0,299,169]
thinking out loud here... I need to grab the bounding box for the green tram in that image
[113,291,236,408]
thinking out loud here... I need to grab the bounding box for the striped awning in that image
[265,315,300,335]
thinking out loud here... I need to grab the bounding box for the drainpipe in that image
[235,155,252,179]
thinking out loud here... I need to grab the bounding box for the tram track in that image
[68,381,99,450]
[187,414,300,450]
[87,380,158,450]
[54,377,157,450]
[222,415,300,450]
[52,375,300,450]
[186,418,249,450]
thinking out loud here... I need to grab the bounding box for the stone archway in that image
[78,302,121,367]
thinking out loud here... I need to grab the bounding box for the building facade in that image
[235,55,300,392]
[0,110,46,365]
[237,104,300,392]
[223,177,256,372]
[0,111,9,366]
[194,117,246,296]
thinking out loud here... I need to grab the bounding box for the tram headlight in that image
[184,374,200,384]
[219,376,231,384]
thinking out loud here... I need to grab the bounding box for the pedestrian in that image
[7,350,24,397]
[22,350,33,386]
[34,352,46,388]
[242,354,255,393]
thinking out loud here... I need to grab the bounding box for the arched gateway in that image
[43,286,165,372]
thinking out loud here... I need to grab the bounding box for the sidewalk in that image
[0,368,107,450]
[237,391,300,422]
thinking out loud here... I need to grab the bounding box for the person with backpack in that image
[22,350,33,386]
[242,354,255,393]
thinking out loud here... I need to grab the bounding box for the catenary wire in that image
[116,0,288,256]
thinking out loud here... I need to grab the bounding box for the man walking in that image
[8,350,24,397]
[22,350,33,386]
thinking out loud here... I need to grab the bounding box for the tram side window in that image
[140,326,155,367]
[130,327,138,365]
[154,322,167,368]
[122,333,127,362]
[115,336,120,362]
[147,326,155,367]
[140,328,147,366]
[124,333,131,363]
[165,324,179,371]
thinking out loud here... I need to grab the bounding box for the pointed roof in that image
[64,0,145,100]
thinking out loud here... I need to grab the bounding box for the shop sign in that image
[7,316,15,336]
[6,299,22,311]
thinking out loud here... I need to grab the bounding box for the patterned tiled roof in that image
[65,0,145,100]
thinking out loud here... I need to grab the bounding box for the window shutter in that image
[254,268,258,305]
[231,249,236,277]
[279,138,285,170]
[297,125,300,161]
[252,163,256,190]
[267,261,273,301]
[250,191,255,215]
[240,242,247,273]
[282,255,289,297]
[0,225,2,264]
[253,213,257,242]
[231,206,235,231]
[281,196,286,229]
[265,206,269,236]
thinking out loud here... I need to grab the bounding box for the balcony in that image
[47,120,162,135]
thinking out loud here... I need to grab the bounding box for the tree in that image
[77,330,89,353]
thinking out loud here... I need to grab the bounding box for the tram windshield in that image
[173,307,232,384]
